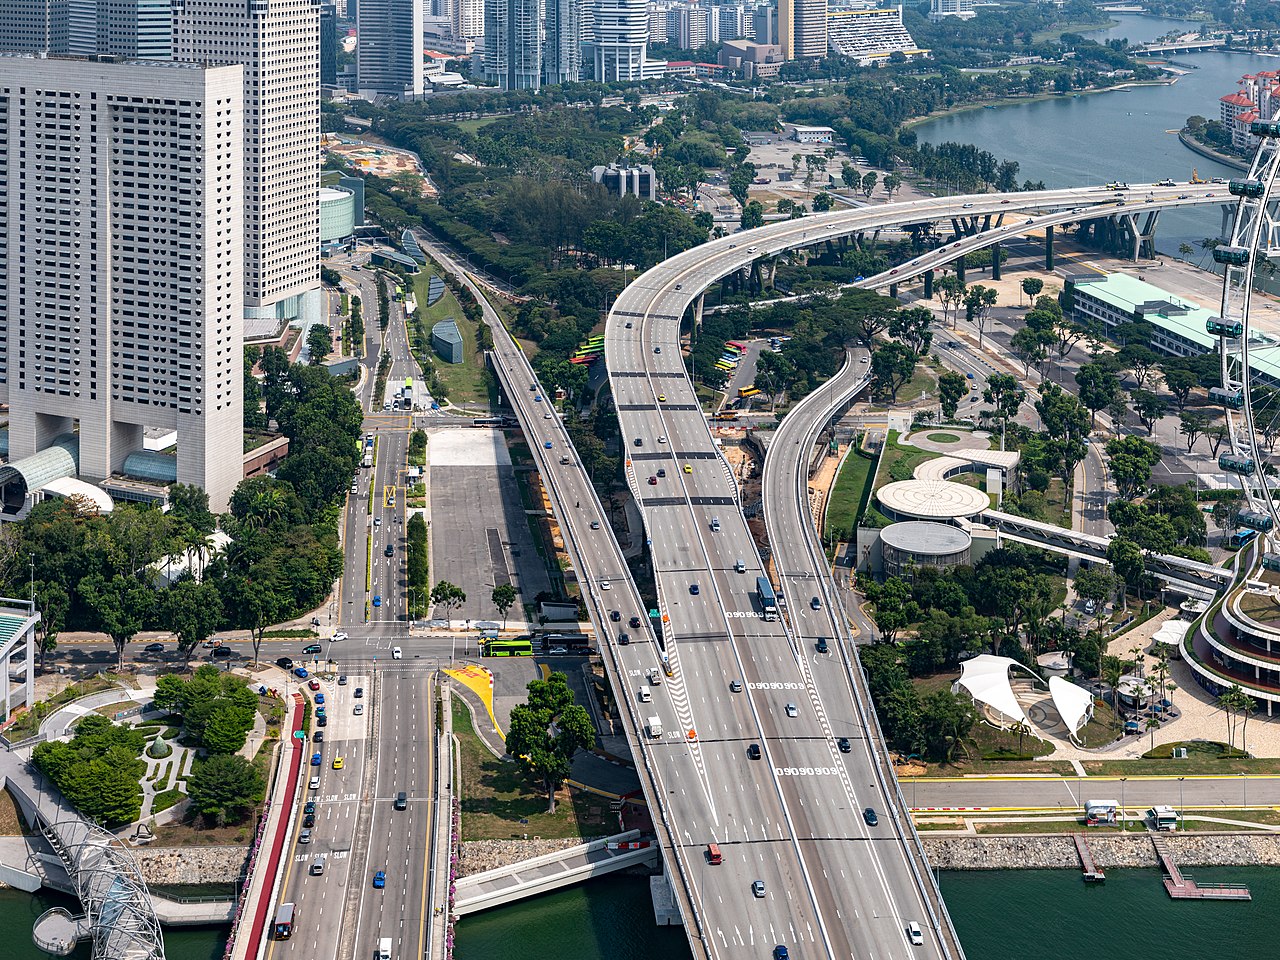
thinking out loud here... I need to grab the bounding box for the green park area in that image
[410,270,488,406]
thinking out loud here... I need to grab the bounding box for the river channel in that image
[914,14,1275,256]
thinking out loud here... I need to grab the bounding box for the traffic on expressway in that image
[593,182,1215,958]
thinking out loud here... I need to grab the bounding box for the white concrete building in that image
[928,0,973,21]
[0,56,245,512]
[667,3,708,49]
[451,0,483,38]
[481,0,543,88]
[592,0,651,81]
[1,0,171,57]
[173,0,322,334]
[826,6,924,64]
[357,0,425,97]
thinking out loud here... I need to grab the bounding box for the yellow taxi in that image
[332,756,345,770]
[658,394,667,402]
[683,464,692,474]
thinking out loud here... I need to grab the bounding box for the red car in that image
[308,679,320,691]
[648,475,658,485]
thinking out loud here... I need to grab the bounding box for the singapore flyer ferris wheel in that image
[1213,117,1280,563]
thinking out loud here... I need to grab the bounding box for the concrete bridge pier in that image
[991,241,1002,281]
[955,260,966,283]
[889,282,899,299]
[1045,225,1055,271]
[692,293,705,330]
[923,269,934,299]
[1119,209,1161,260]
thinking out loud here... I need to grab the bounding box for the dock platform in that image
[1073,834,1105,883]
[1152,834,1251,901]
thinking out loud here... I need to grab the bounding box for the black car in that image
[212,646,232,658]
[302,643,322,655]
[815,638,829,654]
[276,657,295,670]
[657,468,666,478]
[144,643,166,653]
[629,616,642,628]
[304,801,316,815]
[837,737,851,753]
[303,813,316,828]
[747,744,762,761]
[316,714,328,727]
[863,807,878,826]
[385,544,394,557]
[354,687,364,698]
[313,731,324,744]
[633,437,644,447]
[610,610,621,622]
[617,632,630,645]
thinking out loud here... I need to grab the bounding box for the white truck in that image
[646,716,663,738]
[377,938,393,960]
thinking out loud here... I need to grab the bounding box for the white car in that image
[331,632,348,643]
[658,436,667,444]
[392,646,403,660]
[601,579,612,591]
[907,922,924,946]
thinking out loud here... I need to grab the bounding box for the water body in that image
[914,15,1279,255]
[0,887,226,960]
[940,866,1280,960]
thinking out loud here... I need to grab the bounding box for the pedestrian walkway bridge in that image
[0,749,169,960]
[453,830,659,916]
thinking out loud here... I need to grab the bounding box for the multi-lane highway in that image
[593,183,1225,958]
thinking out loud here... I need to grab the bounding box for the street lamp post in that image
[1120,777,1127,831]
[1178,776,1185,828]
[1242,772,1248,809]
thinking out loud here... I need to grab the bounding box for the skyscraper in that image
[0,56,245,511]
[592,0,649,81]
[481,0,579,90]
[0,0,68,53]
[543,0,580,85]
[356,0,424,97]
[173,0,322,329]
[928,0,973,20]
[779,0,826,59]
[2,0,172,58]
[451,0,482,39]
[320,3,337,86]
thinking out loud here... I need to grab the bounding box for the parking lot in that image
[428,428,551,623]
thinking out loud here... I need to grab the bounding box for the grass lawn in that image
[411,271,489,406]
[873,433,942,491]
[973,818,1086,835]
[453,117,500,134]
[1076,699,1122,749]
[453,700,612,841]
[1238,588,1280,622]
[1081,754,1280,777]
[825,451,876,540]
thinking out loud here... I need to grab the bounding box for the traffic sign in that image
[293,731,306,741]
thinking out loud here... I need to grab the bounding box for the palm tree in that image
[1217,689,1239,750]
[1238,689,1255,757]
[1146,714,1160,753]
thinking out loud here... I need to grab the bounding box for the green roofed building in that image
[1064,271,1280,386]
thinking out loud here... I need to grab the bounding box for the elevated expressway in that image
[601,182,1230,959]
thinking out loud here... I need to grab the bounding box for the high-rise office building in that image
[356,0,423,96]
[0,56,244,511]
[592,0,649,80]
[0,0,68,53]
[451,0,482,38]
[481,0,578,89]
[779,0,826,59]
[753,3,777,43]
[1,0,170,57]
[320,3,337,85]
[173,0,321,329]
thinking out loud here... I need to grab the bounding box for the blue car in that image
[965,372,974,379]
[315,693,325,705]
[773,947,789,960]
[544,441,553,449]
[534,395,543,402]
[294,666,309,679]
[311,753,321,766]
[373,870,386,889]
[373,595,382,607]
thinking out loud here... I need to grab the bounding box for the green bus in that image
[482,638,533,657]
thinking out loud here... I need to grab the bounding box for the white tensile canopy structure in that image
[1048,676,1095,745]
[953,654,1038,728]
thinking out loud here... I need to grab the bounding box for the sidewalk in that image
[229,694,304,960]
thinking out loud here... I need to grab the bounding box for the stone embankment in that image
[922,833,1280,869]
[458,838,601,877]
[132,846,249,885]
